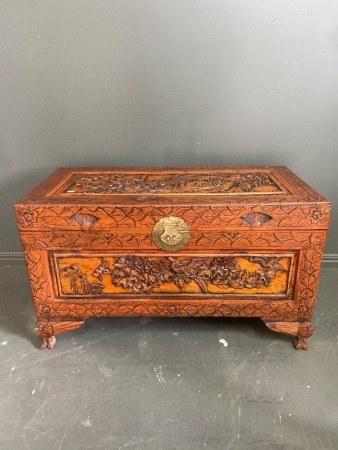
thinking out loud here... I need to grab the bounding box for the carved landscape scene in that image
[55,253,294,297]
[60,171,284,195]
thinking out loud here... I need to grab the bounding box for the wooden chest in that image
[15,166,330,350]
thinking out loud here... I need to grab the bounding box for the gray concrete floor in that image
[0,262,337,450]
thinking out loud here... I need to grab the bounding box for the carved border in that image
[295,240,325,321]
[23,249,54,319]
[50,299,299,321]
[20,230,327,251]
[16,203,330,231]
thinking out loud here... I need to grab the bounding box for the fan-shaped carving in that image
[69,213,99,228]
[240,212,272,227]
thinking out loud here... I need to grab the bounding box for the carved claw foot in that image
[293,322,314,350]
[293,336,309,350]
[35,320,85,349]
[40,335,56,350]
[35,321,55,350]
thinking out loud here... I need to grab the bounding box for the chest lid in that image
[15,166,331,231]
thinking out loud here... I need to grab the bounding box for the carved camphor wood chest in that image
[15,166,330,350]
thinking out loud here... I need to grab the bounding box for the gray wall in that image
[1,0,337,254]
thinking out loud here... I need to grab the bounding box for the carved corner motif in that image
[38,304,52,318]
[310,206,331,224]
[20,208,39,228]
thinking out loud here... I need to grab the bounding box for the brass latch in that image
[152,216,190,251]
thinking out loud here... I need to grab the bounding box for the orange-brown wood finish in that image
[15,166,330,350]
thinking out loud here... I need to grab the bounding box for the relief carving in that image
[19,229,326,251]
[21,209,39,228]
[60,264,105,295]
[240,212,272,227]
[62,172,283,195]
[16,203,330,231]
[58,255,288,296]
[35,321,56,350]
[245,256,285,270]
[23,249,52,318]
[16,166,329,350]
[310,207,331,224]
[69,213,99,229]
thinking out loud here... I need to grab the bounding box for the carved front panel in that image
[58,172,285,196]
[52,252,297,298]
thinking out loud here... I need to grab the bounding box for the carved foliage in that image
[63,171,282,195]
[245,256,285,270]
[58,255,287,296]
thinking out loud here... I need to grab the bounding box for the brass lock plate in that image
[152,216,190,251]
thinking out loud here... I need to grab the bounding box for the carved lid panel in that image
[16,166,329,204]
[57,171,285,196]
[15,166,331,231]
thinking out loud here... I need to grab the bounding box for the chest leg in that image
[263,320,314,350]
